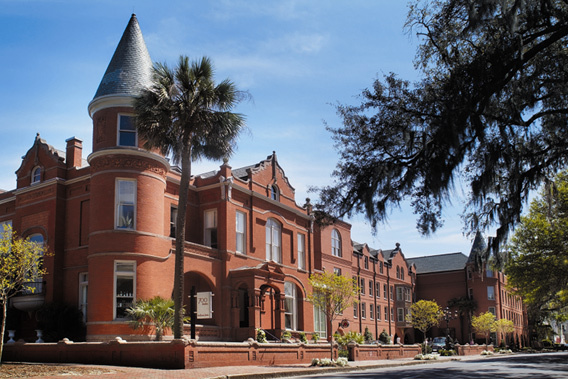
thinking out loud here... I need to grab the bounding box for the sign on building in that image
[197,291,213,319]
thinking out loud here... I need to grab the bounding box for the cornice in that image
[87,94,134,118]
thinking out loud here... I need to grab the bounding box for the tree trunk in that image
[0,298,6,365]
[173,145,192,339]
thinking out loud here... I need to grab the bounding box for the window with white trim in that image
[236,211,246,254]
[488,306,496,315]
[376,282,380,298]
[79,272,88,323]
[391,307,394,321]
[115,179,136,230]
[377,305,381,320]
[270,185,280,201]
[370,303,374,320]
[284,281,297,330]
[297,233,305,270]
[314,301,327,338]
[384,307,388,320]
[361,302,366,319]
[118,114,137,147]
[170,206,177,238]
[397,287,404,301]
[331,229,342,257]
[364,256,369,269]
[265,218,281,263]
[31,166,41,184]
[24,234,45,294]
[487,285,495,300]
[369,281,373,297]
[114,261,135,319]
[334,267,342,276]
[397,308,404,322]
[204,209,218,248]
[360,278,365,294]
[354,303,358,318]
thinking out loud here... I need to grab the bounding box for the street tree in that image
[407,300,442,353]
[506,171,568,316]
[307,272,358,360]
[472,311,496,346]
[316,0,568,251]
[134,56,247,338]
[0,224,48,364]
[494,318,515,347]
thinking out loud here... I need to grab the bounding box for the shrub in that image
[438,349,457,356]
[299,332,307,343]
[336,331,364,346]
[311,333,320,343]
[364,327,373,342]
[256,328,267,343]
[379,329,390,344]
[281,330,292,340]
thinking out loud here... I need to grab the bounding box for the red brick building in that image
[408,232,528,346]
[0,14,419,344]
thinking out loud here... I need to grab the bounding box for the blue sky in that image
[0,0,476,258]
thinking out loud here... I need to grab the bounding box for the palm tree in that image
[134,56,247,338]
[125,296,180,341]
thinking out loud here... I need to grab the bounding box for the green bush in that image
[379,329,390,344]
[364,327,373,342]
[542,338,553,347]
[335,331,364,346]
[299,332,307,343]
[438,349,457,356]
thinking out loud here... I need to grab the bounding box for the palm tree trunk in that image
[173,145,192,339]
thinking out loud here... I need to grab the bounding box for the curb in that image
[216,358,441,379]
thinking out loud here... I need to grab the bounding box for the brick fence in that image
[2,339,491,369]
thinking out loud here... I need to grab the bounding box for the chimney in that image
[66,137,83,169]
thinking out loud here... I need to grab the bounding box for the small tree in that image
[494,318,515,347]
[0,224,48,364]
[407,300,442,354]
[472,312,497,346]
[125,296,186,341]
[307,272,358,360]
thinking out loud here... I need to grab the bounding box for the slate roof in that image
[407,252,468,274]
[93,14,153,100]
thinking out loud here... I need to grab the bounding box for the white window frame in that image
[361,302,366,319]
[377,305,381,320]
[370,303,374,320]
[115,179,136,230]
[114,261,136,320]
[297,233,305,270]
[270,185,280,201]
[360,278,365,294]
[204,209,218,248]
[397,308,404,322]
[487,285,495,300]
[488,306,496,315]
[170,206,177,238]
[236,211,246,254]
[266,218,281,263]
[314,301,327,338]
[117,114,137,147]
[369,280,373,297]
[78,272,88,323]
[31,166,42,184]
[354,303,358,318]
[331,229,342,257]
[334,267,342,276]
[376,282,380,298]
[284,281,297,330]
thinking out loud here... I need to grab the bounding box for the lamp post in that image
[443,307,458,350]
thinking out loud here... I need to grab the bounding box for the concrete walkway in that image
[29,355,480,379]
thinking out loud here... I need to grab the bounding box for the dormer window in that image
[31,166,41,184]
[118,115,137,147]
[270,185,279,201]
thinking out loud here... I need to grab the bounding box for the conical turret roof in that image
[92,14,153,101]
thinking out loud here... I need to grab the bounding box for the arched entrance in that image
[259,284,280,333]
[183,272,216,326]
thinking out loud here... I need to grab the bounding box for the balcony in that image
[11,281,45,313]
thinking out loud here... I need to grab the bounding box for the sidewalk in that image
[29,355,474,379]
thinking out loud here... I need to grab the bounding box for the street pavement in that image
[27,352,567,379]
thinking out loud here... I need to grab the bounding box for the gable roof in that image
[92,14,153,101]
[407,252,468,274]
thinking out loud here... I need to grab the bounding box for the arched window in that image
[401,268,405,281]
[270,185,279,201]
[331,229,342,257]
[266,218,281,263]
[396,266,400,279]
[284,281,298,330]
[31,166,41,184]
